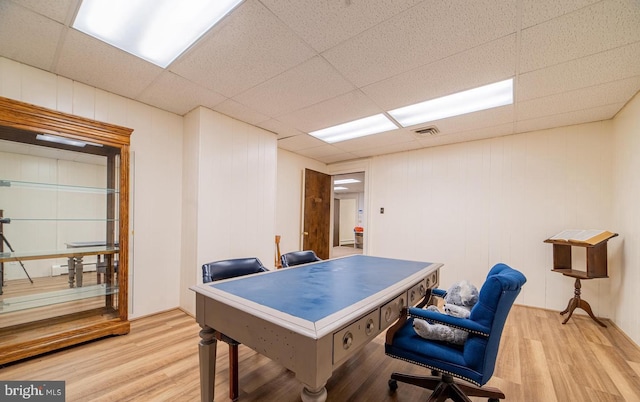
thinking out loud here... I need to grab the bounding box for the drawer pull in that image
[342,332,353,350]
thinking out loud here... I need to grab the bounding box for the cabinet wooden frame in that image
[0,96,132,364]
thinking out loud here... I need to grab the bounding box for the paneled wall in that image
[180,107,277,315]
[366,123,614,312]
[611,92,640,344]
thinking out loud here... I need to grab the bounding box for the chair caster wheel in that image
[388,379,398,392]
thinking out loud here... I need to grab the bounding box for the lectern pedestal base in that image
[560,278,607,328]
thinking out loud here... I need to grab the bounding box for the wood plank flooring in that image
[1,305,639,401]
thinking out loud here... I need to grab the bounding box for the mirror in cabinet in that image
[0,96,131,364]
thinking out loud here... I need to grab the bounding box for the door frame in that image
[327,160,371,256]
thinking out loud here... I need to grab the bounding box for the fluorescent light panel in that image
[388,79,514,127]
[309,114,397,143]
[73,0,244,68]
[334,186,348,191]
[334,179,361,185]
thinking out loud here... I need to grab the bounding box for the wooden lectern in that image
[544,230,618,327]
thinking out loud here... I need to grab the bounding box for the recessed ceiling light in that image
[73,0,244,68]
[334,186,348,191]
[309,114,398,143]
[334,179,360,184]
[388,79,514,127]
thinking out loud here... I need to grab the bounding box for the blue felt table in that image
[207,255,433,322]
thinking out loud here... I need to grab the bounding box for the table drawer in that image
[379,292,407,329]
[333,310,379,365]
[408,279,428,306]
[426,270,438,289]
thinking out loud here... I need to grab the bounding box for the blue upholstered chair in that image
[201,257,268,401]
[280,250,321,268]
[385,263,526,402]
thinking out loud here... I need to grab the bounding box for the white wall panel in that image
[20,63,57,109]
[611,91,640,345]
[179,107,277,316]
[367,122,614,314]
[129,106,183,317]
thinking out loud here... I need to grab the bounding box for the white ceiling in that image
[1,0,639,164]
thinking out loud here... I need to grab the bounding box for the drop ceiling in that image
[0,0,638,164]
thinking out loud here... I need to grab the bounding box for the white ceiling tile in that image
[137,72,227,116]
[213,98,270,125]
[418,123,515,147]
[350,137,423,159]
[277,90,384,133]
[294,144,359,163]
[516,103,624,133]
[518,41,640,101]
[322,0,517,87]
[56,30,164,99]
[520,0,640,73]
[332,129,416,153]
[277,133,328,151]
[9,0,76,24]
[319,152,362,164]
[170,0,315,98]
[0,1,64,70]
[232,56,355,117]
[256,119,306,138]
[520,0,601,29]
[518,76,640,121]
[429,105,515,135]
[260,0,423,53]
[362,35,517,110]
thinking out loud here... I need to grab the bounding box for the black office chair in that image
[280,250,322,267]
[201,257,268,401]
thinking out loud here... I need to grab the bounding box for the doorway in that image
[332,172,365,258]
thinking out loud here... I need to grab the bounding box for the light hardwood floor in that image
[1,306,639,401]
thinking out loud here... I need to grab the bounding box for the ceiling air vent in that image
[413,126,440,137]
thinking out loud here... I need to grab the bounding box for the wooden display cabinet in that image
[0,96,132,365]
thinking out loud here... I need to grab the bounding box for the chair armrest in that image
[431,288,447,298]
[408,307,490,337]
[386,307,410,345]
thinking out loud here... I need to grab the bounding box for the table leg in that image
[75,256,84,287]
[301,385,327,402]
[199,326,217,402]
[67,257,75,288]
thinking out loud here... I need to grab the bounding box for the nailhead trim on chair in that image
[409,312,489,337]
[385,352,482,387]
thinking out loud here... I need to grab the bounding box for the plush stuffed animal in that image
[413,279,479,345]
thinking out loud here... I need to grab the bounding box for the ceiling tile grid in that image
[0,1,64,71]
[137,71,228,116]
[232,56,355,117]
[276,90,385,133]
[259,0,424,53]
[0,0,639,164]
[361,34,518,111]
[169,0,316,98]
[321,0,517,88]
[55,29,164,99]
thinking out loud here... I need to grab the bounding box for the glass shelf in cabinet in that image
[0,179,118,194]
